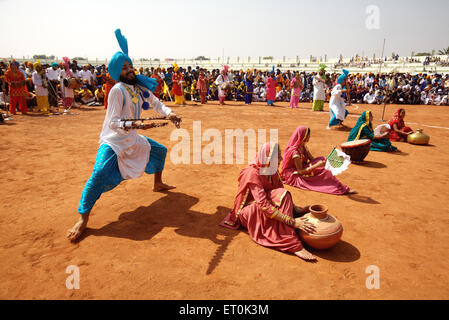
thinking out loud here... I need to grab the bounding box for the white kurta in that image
[79,70,93,84]
[313,75,326,101]
[329,84,347,121]
[364,93,376,104]
[99,82,172,180]
[215,74,228,97]
[46,67,60,81]
[32,71,48,96]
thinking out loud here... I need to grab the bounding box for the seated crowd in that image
[1,59,448,116]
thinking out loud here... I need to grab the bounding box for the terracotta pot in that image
[407,129,430,145]
[299,205,343,250]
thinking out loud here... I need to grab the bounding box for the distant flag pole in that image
[380,38,387,121]
[379,38,386,75]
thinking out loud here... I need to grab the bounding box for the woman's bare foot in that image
[294,249,317,262]
[67,214,89,242]
[346,189,357,195]
[153,182,176,192]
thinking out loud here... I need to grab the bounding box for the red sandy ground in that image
[1,100,448,300]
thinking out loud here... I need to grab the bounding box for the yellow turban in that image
[33,59,41,68]
[174,62,179,72]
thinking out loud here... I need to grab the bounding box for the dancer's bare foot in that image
[67,214,89,242]
[346,189,357,195]
[326,126,331,130]
[153,182,176,192]
[295,249,317,262]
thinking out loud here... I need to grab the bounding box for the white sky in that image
[1,0,448,61]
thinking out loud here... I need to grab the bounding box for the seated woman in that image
[348,111,398,152]
[282,126,353,195]
[388,108,413,142]
[220,142,318,262]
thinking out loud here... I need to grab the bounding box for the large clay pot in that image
[407,129,430,145]
[299,205,343,250]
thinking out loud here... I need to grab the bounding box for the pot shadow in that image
[347,194,380,204]
[390,150,408,156]
[77,192,237,275]
[354,160,387,169]
[308,240,361,263]
[411,143,436,148]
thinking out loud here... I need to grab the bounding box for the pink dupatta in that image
[220,143,283,229]
[281,126,309,180]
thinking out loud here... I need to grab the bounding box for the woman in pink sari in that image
[290,73,303,108]
[266,69,277,106]
[220,142,317,261]
[282,126,354,195]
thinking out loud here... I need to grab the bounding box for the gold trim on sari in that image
[355,111,372,140]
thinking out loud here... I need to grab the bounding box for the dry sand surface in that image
[1,100,449,300]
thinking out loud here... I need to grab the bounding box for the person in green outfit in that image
[312,64,327,111]
[347,111,398,152]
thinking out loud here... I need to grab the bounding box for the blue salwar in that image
[328,109,349,127]
[78,137,167,214]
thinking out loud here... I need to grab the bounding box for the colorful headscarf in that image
[220,142,283,229]
[347,111,373,141]
[249,142,279,172]
[338,69,349,84]
[33,60,41,69]
[108,29,157,93]
[173,62,179,72]
[281,126,309,178]
[62,57,73,77]
[388,108,405,129]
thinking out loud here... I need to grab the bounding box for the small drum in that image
[65,78,81,89]
[221,82,231,92]
[340,139,371,163]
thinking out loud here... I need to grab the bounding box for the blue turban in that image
[108,29,157,93]
[51,62,59,68]
[337,69,349,84]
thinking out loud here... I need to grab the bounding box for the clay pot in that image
[407,129,430,145]
[299,205,343,250]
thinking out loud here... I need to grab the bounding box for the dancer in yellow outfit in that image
[172,63,186,105]
[31,60,50,114]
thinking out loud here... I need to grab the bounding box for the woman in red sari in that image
[388,108,413,142]
[282,126,354,195]
[221,142,317,262]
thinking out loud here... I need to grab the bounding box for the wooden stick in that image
[381,101,387,121]
[121,116,167,122]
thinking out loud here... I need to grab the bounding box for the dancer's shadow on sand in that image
[81,191,237,274]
